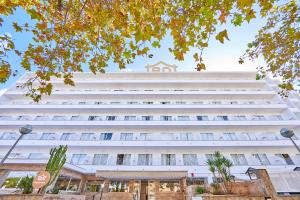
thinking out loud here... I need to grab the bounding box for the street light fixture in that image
[280,128,300,153]
[0,125,33,165]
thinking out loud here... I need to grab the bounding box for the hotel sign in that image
[32,171,50,189]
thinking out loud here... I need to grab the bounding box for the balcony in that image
[0,138,299,148]
[0,103,288,112]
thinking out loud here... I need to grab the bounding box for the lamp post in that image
[0,125,32,165]
[280,128,300,153]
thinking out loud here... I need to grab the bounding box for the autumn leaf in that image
[12,22,22,32]
[215,29,229,43]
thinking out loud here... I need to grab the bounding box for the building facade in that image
[0,62,300,196]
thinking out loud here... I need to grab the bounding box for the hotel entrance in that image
[95,170,187,200]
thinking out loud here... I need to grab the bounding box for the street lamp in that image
[280,128,300,153]
[0,125,32,165]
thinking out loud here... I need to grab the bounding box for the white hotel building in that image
[0,62,300,195]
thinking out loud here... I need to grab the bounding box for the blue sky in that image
[0,8,266,89]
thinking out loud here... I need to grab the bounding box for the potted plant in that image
[195,186,205,196]
[17,176,34,194]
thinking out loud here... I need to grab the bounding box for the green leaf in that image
[12,22,22,32]
[215,30,229,44]
[27,8,43,20]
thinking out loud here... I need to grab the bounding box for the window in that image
[35,116,49,120]
[71,154,86,165]
[106,116,116,121]
[252,115,265,120]
[142,116,153,121]
[0,132,17,140]
[200,133,214,141]
[183,154,198,165]
[230,101,238,105]
[71,116,80,121]
[212,101,221,105]
[128,101,138,104]
[223,133,237,141]
[100,133,112,140]
[177,116,190,121]
[161,154,176,165]
[110,101,121,104]
[120,133,133,140]
[88,116,101,121]
[93,154,108,165]
[235,115,247,120]
[81,133,95,141]
[252,154,270,165]
[275,154,294,165]
[124,116,136,121]
[17,115,31,121]
[140,133,150,140]
[95,101,103,105]
[61,133,73,141]
[116,154,131,165]
[231,154,248,165]
[180,133,193,141]
[138,154,152,165]
[160,116,172,121]
[161,101,170,104]
[28,153,45,160]
[270,115,283,120]
[143,101,153,104]
[161,133,174,140]
[40,133,55,140]
[78,102,86,105]
[196,116,209,121]
[205,154,214,161]
[215,116,228,121]
[176,101,186,104]
[52,116,66,121]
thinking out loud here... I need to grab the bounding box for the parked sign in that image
[32,171,50,189]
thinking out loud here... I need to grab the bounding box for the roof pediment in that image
[145,61,177,72]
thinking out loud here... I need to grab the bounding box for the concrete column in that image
[102,179,109,193]
[181,178,187,200]
[79,177,87,193]
[255,169,278,199]
[0,169,10,187]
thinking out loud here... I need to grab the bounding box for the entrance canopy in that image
[96,170,187,180]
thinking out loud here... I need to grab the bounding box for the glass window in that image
[234,115,247,120]
[142,116,153,121]
[200,133,214,141]
[52,116,66,121]
[159,181,181,192]
[161,133,174,140]
[100,133,112,140]
[275,154,294,165]
[252,115,265,120]
[160,116,172,121]
[120,133,133,141]
[161,154,176,165]
[128,101,138,104]
[180,133,193,140]
[40,133,55,140]
[80,133,95,141]
[223,133,237,140]
[109,181,129,192]
[161,101,170,104]
[183,154,198,165]
[106,116,116,121]
[215,116,228,121]
[35,116,49,120]
[231,154,248,165]
[143,101,153,104]
[28,153,45,160]
[88,116,101,121]
[93,154,108,165]
[177,116,189,121]
[140,133,150,140]
[205,154,214,161]
[138,154,152,165]
[17,115,32,121]
[252,154,270,165]
[116,154,131,165]
[61,133,73,141]
[197,116,209,121]
[176,101,186,104]
[71,154,86,165]
[71,116,80,121]
[0,132,17,140]
[124,116,136,121]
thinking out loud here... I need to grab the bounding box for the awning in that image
[96,170,187,180]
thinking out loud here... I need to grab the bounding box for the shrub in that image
[196,186,205,194]
[210,183,221,195]
[17,176,34,194]
[2,177,20,188]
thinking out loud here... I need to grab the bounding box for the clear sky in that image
[0,8,266,89]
